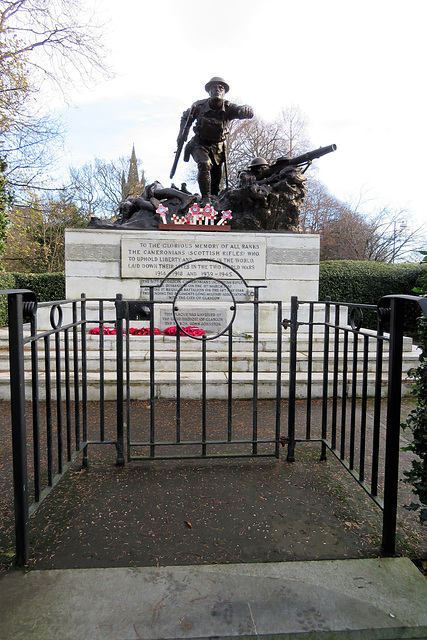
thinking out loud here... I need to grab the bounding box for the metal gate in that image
[2,273,426,565]
[114,260,283,462]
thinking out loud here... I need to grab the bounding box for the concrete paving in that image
[1,557,426,639]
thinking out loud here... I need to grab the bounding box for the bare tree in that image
[320,209,376,260]
[317,202,425,262]
[299,177,347,233]
[68,163,101,218]
[280,105,311,157]
[363,208,425,263]
[94,158,128,215]
[224,108,312,190]
[1,0,111,188]
[67,155,146,219]
[224,116,288,188]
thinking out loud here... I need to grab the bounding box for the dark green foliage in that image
[319,260,426,304]
[402,251,427,524]
[0,273,65,326]
[0,272,17,326]
[13,273,65,302]
[319,261,427,334]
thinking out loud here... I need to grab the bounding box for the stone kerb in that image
[64,229,320,334]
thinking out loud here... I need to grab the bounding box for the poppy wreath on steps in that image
[89,327,161,335]
[88,327,118,335]
[128,327,162,336]
[163,325,205,337]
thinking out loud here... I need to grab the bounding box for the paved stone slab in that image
[1,558,426,639]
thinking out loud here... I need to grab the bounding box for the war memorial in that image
[3,77,427,640]
[66,77,336,336]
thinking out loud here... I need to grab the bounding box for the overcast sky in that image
[58,0,426,232]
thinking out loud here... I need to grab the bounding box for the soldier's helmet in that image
[205,77,230,93]
[248,157,268,168]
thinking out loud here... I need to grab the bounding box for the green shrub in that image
[0,273,65,327]
[12,273,65,302]
[319,261,427,334]
[0,272,16,326]
[402,251,427,524]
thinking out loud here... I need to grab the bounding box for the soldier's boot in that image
[210,163,223,197]
[198,166,211,204]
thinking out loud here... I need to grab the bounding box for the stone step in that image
[0,346,419,374]
[2,559,427,640]
[0,328,417,353]
[0,328,418,400]
[0,369,415,401]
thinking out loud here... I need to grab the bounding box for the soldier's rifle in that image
[170,103,196,180]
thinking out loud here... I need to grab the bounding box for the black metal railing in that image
[2,287,426,564]
[114,281,283,461]
[286,294,427,555]
[2,290,121,564]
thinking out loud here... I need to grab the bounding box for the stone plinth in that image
[64,229,320,333]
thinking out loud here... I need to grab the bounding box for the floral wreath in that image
[163,325,205,337]
[89,325,204,337]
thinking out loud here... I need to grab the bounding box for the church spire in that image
[121,145,145,199]
[127,144,139,185]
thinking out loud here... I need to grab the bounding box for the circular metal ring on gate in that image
[172,277,237,341]
[349,306,363,331]
[50,304,63,329]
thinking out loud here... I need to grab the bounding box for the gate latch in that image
[116,300,152,321]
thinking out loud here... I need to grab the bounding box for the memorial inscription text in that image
[121,238,267,279]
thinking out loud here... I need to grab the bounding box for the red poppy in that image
[129,327,161,336]
[163,325,205,337]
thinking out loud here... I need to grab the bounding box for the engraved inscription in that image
[160,308,227,333]
[121,238,266,279]
[140,278,250,302]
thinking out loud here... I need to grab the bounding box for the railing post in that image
[381,297,404,555]
[115,293,125,466]
[321,297,331,461]
[80,293,88,467]
[252,287,260,455]
[376,293,427,556]
[275,300,282,459]
[8,292,29,565]
[287,296,298,462]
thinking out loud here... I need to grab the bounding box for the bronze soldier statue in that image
[171,77,253,202]
[238,157,269,188]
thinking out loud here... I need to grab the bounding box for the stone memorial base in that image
[64,229,320,334]
[21,229,415,402]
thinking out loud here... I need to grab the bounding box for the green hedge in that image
[12,273,65,303]
[0,272,18,327]
[319,261,427,334]
[0,272,65,326]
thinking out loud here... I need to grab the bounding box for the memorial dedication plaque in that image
[160,308,228,334]
[139,278,249,301]
[121,237,266,279]
[160,278,236,335]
